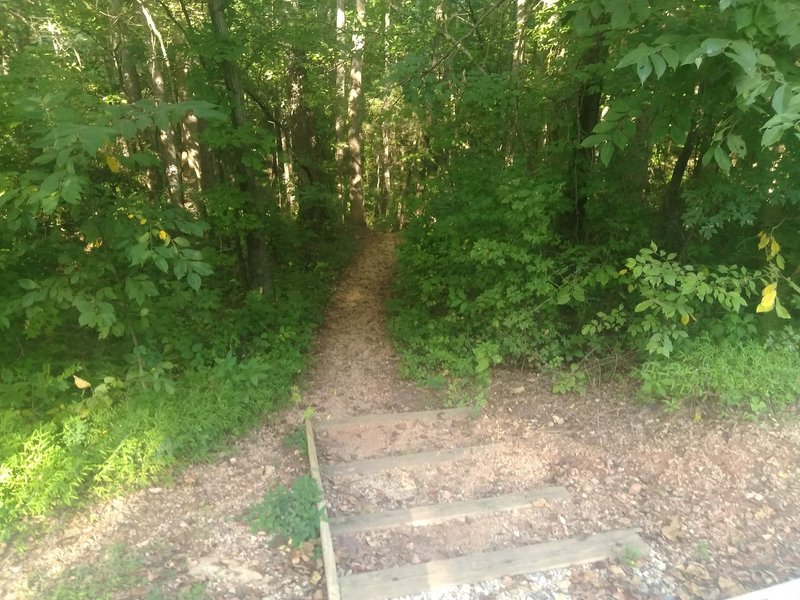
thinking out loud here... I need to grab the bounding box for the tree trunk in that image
[334,0,347,212]
[566,43,605,241]
[347,0,367,228]
[137,0,183,208]
[208,0,272,293]
[504,0,528,160]
[376,8,391,219]
[662,125,698,245]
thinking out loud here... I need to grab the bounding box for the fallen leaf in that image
[661,515,682,542]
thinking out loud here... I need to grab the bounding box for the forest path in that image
[305,233,647,599]
[301,232,427,420]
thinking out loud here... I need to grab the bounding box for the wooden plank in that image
[322,445,489,477]
[339,528,649,600]
[318,407,473,429]
[305,420,341,600]
[330,487,570,535]
[727,578,800,600]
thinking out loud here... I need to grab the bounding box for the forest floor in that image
[2,233,800,600]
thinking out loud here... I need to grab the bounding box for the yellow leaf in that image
[139,218,147,225]
[158,230,168,241]
[681,314,690,326]
[618,268,628,275]
[757,282,777,313]
[106,155,122,173]
[73,375,92,390]
[769,238,781,259]
[757,231,769,250]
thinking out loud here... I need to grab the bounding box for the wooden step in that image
[330,486,569,535]
[339,528,649,600]
[318,407,473,429]
[322,445,493,477]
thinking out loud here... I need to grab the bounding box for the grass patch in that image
[637,337,800,414]
[247,475,324,548]
[37,543,208,599]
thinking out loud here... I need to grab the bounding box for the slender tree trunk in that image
[284,0,325,224]
[663,124,698,245]
[567,43,605,241]
[347,0,367,228]
[208,0,272,293]
[334,0,347,213]
[138,0,183,207]
[111,0,161,197]
[377,8,391,219]
[504,0,527,161]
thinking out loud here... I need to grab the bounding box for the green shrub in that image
[247,475,324,547]
[390,159,571,383]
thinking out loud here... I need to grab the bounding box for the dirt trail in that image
[302,233,426,419]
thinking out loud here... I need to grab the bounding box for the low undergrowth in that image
[0,225,354,541]
[389,157,800,415]
[638,336,800,414]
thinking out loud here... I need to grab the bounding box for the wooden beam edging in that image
[306,419,341,600]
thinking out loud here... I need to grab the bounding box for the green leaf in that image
[726,133,746,156]
[713,146,731,173]
[636,56,653,85]
[735,7,752,30]
[617,44,653,69]
[610,3,630,29]
[191,261,213,276]
[153,254,169,273]
[600,141,614,166]
[700,38,730,57]
[776,301,791,319]
[581,134,608,148]
[651,54,667,79]
[572,11,591,35]
[660,47,680,70]
[761,126,784,147]
[19,278,38,290]
[186,272,201,291]
[772,85,788,114]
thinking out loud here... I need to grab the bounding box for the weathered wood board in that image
[329,486,569,535]
[339,528,649,600]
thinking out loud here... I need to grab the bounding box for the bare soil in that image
[2,233,799,600]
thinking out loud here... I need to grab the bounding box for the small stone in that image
[411,554,421,564]
[629,483,643,495]
[552,415,565,425]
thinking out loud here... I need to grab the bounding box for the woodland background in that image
[2,0,800,540]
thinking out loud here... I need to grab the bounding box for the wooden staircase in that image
[306,408,649,600]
